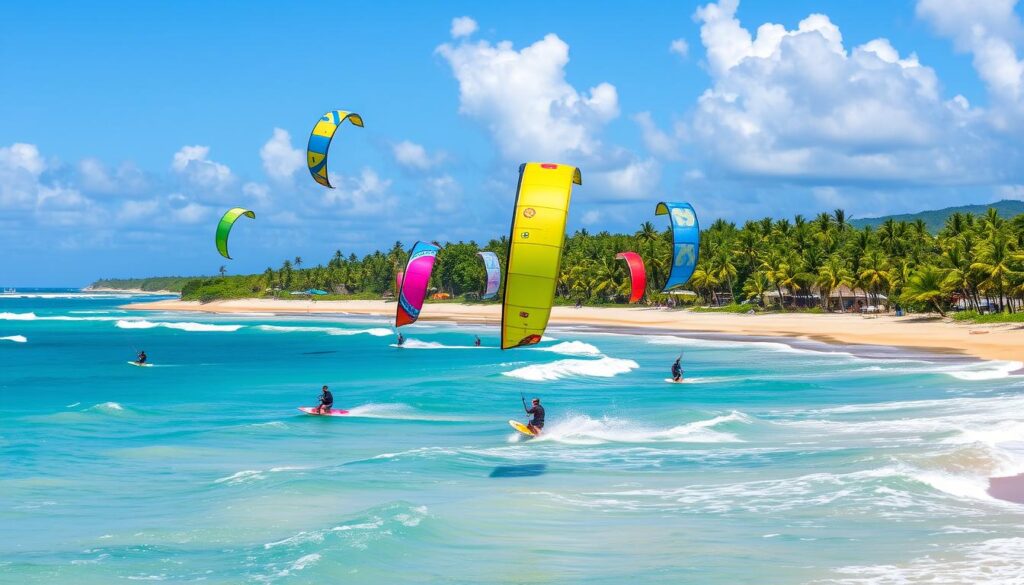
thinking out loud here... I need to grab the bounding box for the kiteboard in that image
[298,407,349,417]
[664,378,691,384]
[127,361,153,368]
[509,419,538,437]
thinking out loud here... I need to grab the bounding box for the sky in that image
[3,0,1024,286]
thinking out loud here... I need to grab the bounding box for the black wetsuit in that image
[526,404,545,429]
[319,390,334,410]
[671,362,682,380]
[137,353,147,364]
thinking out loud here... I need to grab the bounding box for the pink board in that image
[298,407,350,416]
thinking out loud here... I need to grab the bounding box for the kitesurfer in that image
[136,350,147,365]
[671,357,683,382]
[524,397,545,435]
[316,385,334,414]
[474,335,481,347]
[397,333,405,347]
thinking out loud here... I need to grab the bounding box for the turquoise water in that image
[3,292,1024,584]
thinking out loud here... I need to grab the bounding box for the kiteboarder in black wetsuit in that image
[474,335,481,347]
[671,357,683,382]
[397,332,405,347]
[524,397,545,435]
[136,350,147,365]
[316,385,334,414]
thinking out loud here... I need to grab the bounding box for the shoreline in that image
[83,287,178,295]
[121,298,1024,364]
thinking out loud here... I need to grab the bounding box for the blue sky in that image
[3,0,1024,285]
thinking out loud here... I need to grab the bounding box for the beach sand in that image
[122,298,1024,364]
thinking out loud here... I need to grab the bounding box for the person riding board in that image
[474,335,481,347]
[316,385,334,414]
[671,356,683,382]
[397,332,405,347]
[136,350,147,365]
[523,396,545,435]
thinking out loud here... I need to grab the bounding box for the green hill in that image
[850,199,1024,233]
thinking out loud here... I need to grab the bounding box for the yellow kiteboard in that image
[508,419,537,437]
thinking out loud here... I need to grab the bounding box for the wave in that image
[115,320,244,332]
[823,537,1024,584]
[526,412,751,445]
[345,403,467,422]
[531,341,602,356]
[942,360,1023,381]
[0,312,121,322]
[502,357,639,381]
[255,324,392,337]
[262,503,428,550]
[214,466,306,485]
[0,335,26,343]
[83,402,127,415]
[389,339,483,350]
[69,310,125,314]
[0,312,38,321]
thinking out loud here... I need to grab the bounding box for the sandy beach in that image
[122,298,1023,364]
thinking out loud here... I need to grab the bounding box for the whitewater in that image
[2,291,1024,584]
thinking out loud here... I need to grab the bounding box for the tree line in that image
[172,207,1024,315]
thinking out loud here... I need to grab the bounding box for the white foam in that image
[827,537,1024,584]
[944,360,1023,381]
[390,339,482,349]
[531,341,602,356]
[256,324,391,336]
[345,403,465,422]
[115,320,243,332]
[0,335,26,343]
[534,412,750,445]
[0,312,37,320]
[502,357,639,381]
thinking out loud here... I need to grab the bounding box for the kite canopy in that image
[654,202,700,291]
[396,241,440,327]
[476,251,501,300]
[215,208,255,260]
[501,162,582,349]
[307,110,364,189]
[615,252,647,303]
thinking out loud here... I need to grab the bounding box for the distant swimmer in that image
[671,357,683,382]
[397,333,405,347]
[316,385,334,414]
[474,335,481,347]
[523,396,545,435]
[135,350,147,365]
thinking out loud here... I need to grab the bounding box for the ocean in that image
[2,291,1024,584]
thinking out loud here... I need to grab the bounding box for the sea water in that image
[2,292,1024,584]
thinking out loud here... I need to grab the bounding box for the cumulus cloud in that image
[260,128,304,181]
[0,143,46,207]
[392,140,445,171]
[669,38,690,58]
[633,112,680,160]
[591,159,661,200]
[78,158,147,195]
[437,31,620,162]
[172,145,234,190]
[450,16,478,38]
[425,174,462,212]
[917,0,1024,128]
[321,168,395,215]
[688,0,989,184]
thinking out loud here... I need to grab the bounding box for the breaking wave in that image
[502,357,639,381]
[115,320,244,332]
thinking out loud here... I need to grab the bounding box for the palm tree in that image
[742,271,770,306]
[971,235,1021,313]
[903,266,951,316]
[294,256,303,269]
[859,249,891,307]
[817,256,852,312]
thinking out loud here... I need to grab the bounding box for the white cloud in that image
[669,38,690,58]
[581,209,602,224]
[0,143,45,175]
[322,168,394,215]
[242,182,272,207]
[917,0,1024,128]
[425,174,462,212]
[450,16,478,39]
[116,199,160,222]
[0,143,46,207]
[633,112,680,160]
[688,0,987,184]
[591,159,661,200]
[171,202,211,224]
[392,140,445,171]
[78,158,147,194]
[437,32,620,162]
[171,145,234,190]
[260,128,304,180]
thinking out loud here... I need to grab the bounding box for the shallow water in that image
[2,292,1024,583]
